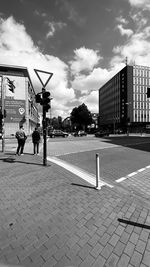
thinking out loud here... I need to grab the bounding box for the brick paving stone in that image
[88,233,100,247]
[105,253,119,266]
[130,250,143,267]
[120,231,130,244]
[117,253,130,267]
[140,229,150,242]
[90,242,103,258]
[92,254,106,267]
[78,243,92,260]
[142,250,150,266]
[135,239,146,254]
[113,241,126,257]
[146,239,150,251]
[129,232,139,245]
[101,243,113,259]
[124,241,135,257]
[53,245,68,261]
[41,245,58,261]
[99,233,111,246]
[79,254,95,267]
[78,233,90,247]
[42,256,57,267]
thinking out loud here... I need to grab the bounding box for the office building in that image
[99,64,150,133]
[0,64,39,136]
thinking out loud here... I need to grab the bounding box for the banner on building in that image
[4,99,26,123]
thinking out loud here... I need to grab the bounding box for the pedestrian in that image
[32,127,41,155]
[15,125,27,155]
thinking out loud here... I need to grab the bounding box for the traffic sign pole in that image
[42,88,47,166]
[34,69,53,166]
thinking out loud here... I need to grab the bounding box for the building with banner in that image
[0,64,39,137]
[99,64,150,133]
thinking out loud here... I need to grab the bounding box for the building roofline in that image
[0,63,35,94]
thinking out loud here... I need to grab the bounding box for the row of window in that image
[133,67,150,77]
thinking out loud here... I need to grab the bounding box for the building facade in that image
[99,64,150,133]
[0,64,39,137]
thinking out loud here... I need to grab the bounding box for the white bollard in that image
[96,153,101,190]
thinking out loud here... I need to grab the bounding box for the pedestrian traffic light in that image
[147,88,150,98]
[43,91,50,112]
[35,93,42,104]
[7,78,15,93]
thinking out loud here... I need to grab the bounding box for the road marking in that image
[47,156,113,188]
[116,177,127,183]
[115,165,150,183]
[127,172,138,177]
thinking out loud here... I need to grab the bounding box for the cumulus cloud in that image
[69,47,102,75]
[117,24,133,37]
[128,0,150,10]
[72,67,111,94]
[0,16,75,118]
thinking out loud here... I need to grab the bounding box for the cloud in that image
[79,91,99,114]
[72,67,111,94]
[116,16,129,25]
[46,21,67,38]
[117,24,133,37]
[61,0,86,27]
[69,47,102,75]
[128,0,150,10]
[0,16,75,118]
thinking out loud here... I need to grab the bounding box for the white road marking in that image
[127,172,138,177]
[47,156,113,188]
[116,177,127,183]
[115,164,150,183]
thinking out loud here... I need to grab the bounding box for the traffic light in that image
[7,78,15,93]
[35,93,42,104]
[147,88,150,98]
[43,91,51,112]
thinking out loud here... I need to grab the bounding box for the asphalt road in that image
[47,135,150,183]
[2,134,150,185]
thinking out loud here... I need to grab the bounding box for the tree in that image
[70,103,92,130]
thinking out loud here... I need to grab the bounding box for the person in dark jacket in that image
[15,125,27,155]
[32,127,41,155]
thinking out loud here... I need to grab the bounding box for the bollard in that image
[96,153,101,190]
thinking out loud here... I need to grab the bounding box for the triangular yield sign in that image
[34,69,53,88]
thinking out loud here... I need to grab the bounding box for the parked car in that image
[74,130,87,137]
[95,130,110,137]
[49,130,69,138]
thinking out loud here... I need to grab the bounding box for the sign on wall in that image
[4,99,26,123]
[3,75,26,123]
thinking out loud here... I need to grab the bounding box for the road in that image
[2,134,150,185]
[47,135,150,184]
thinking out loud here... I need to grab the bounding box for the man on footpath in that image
[15,125,27,155]
[32,127,41,155]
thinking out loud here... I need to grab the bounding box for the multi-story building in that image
[99,64,150,133]
[0,64,39,137]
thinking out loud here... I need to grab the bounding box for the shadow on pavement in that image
[118,218,150,229]
[71,182,96,190]
[0,152,50,166]
[99,136,150,153]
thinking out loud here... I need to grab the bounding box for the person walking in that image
[32,127,41,155]
[15,125,27,155]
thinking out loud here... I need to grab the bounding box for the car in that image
[95,130,110,137]
[49,130,69,138]
[74,130,87,137]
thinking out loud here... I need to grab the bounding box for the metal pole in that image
[96,153,101,190]
[42,88,47,166]
[1,76,5,152]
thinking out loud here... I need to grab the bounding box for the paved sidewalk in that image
[0,151,150,267]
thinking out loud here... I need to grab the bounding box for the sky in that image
[0,0,150,118]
